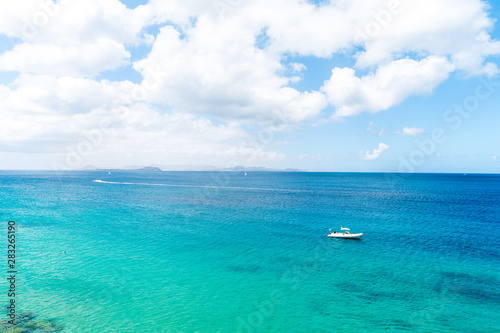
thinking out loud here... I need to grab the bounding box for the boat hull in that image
[328,233,362,239]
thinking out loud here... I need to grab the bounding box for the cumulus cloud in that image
[133,23,328,122]
[0,74,139,115]
[395,127,426,136]
[0,0,151,43]
[0,39,130,77]
[322,56,455,117]
[0,0,499,167]
[363,143,390,160]
[0,73,285,168]
[353,0,500,75]
[0,81,257,165]
[0,0,151,77]
[137,0,499,120]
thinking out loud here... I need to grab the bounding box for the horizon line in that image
[0,169,499,175]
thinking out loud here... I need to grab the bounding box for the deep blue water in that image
[0,171,499,332]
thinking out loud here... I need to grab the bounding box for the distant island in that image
[81,165,163,172]
[81,165,302,172]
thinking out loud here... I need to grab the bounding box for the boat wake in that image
[92,179,303,192]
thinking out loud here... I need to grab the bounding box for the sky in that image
[0,0,500,172]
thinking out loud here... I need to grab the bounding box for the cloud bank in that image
[0,0,499,167]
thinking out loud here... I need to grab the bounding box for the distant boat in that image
[244,172,247,176]
[108,172,111,175]
[328,227,363,239]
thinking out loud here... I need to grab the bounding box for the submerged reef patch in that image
[0,309,62,333]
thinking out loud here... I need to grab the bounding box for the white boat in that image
[328,227,363,239]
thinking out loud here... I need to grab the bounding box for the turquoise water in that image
[1,171,499,332]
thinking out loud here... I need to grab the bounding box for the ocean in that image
[0,171,499,332]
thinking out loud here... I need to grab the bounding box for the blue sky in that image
[0,0,499,172]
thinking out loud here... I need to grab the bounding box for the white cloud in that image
[0,0,500,168]
[137,0,499,120]
[290,63,307,73]
[395,127,426,136]
[0,39,130,77]
[134,23,327,122]
[363,143,389,160]
[367,122,384,136]
[354,0,500,75]
[0,0,151,77]
[0,74,137,115]
[322,56,455,117]
[0,0,151,43]
[493,155,498,162]
[0,73,288,168]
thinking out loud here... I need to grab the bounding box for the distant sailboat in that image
[108,172,111,175]
[244,172,247,176]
